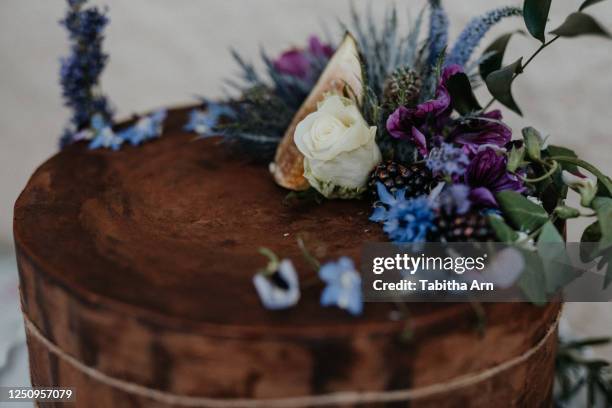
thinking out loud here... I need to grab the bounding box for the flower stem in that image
[521,160,559,183]
[482,35,561,111]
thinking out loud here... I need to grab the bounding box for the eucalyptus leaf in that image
[496,190,549,232]
[523,0,553,42]
[479,31,522,82]
[488,215,519,242]
[446,72,482,115]
[550,12,612,38]
[537,221,574,293]
[485,58,523,116]
[518,250,548,304]
[579,0,608,11]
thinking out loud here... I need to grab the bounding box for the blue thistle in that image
[446,6,522,67]
[370,183,435,243]
[59,0,113,147]
[427,0,449,66]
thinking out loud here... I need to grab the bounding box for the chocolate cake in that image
[15,108,561,407]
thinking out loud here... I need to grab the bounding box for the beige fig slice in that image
[270,33,364,191]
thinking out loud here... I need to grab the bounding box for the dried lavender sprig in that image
[59,0,113,147]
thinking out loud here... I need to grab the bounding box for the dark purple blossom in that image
[273,36,334,80]
[465,147,525,207]
[451,110,512,147]
[386,65,463,156]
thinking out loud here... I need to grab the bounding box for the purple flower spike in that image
[465,147,526,206]
[452,110,512,147]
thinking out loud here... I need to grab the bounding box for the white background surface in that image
[0,0,611,391]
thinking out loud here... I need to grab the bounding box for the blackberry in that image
[383,67,422,108]
[430,211,496,242]
[369,161,433,202]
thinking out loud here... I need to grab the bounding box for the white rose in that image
[294,95,381,199]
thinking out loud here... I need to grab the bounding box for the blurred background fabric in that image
[0,0,611,391]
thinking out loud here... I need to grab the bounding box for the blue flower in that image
[118,109,167,146]
[253,259,300,310]
[319,257,363,316]
[88,114,123,150]
[370,183,435,243]
[184,102,235,136]
[446,7,522,67]
[426,143,470,178]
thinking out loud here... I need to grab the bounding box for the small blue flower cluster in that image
[319,257,363,316]
[88,109,167,151]
[446,6,522,67]
[427,0,449,66]
[370,183,435,243]
[60,0,113,147]
[426,143,470,178]
[184,101,235,137]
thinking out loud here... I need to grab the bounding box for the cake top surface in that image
[17,107,433,331]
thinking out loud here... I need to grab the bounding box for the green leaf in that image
[550,12,612,38]
[479,31,522,82]
[579,0,608,11]
[496,191,549,233]
[580,221,602,262]
[523,0,553,42]
[518,251,548,304]
[522,127,543,160]
[605,260,612,288]
[507,145,525,173]
[487,215,519,242]
[446,72,482,115]
[485,58,523,116]
[537,221,574,293]
[592,197,612,251]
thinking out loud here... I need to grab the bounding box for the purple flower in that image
[465,147,525,207]
[386,65,462,156]
[273,36,334,80]
[426,143,470,178]
[451,110,512,147]
[437,184,472,215]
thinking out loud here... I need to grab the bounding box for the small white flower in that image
[561,170,598,207]
[253,259,300,310]
[294,94,381,199]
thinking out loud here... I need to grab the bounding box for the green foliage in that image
[496,191,549,233]
[479,31,522,82]
[445,72,481,114]
[523,0,552,42]
[580,0,608,11]
[485,58,523,115]
[555,336,612,407]
[487,215,519,242]
[550,12,612,39]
